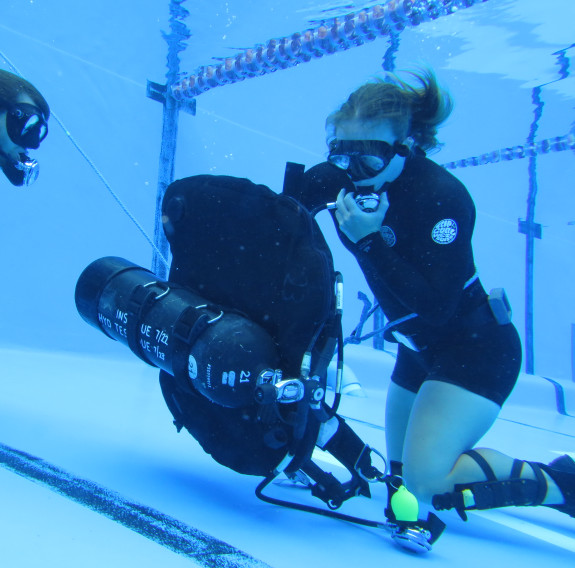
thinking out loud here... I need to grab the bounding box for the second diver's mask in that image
[327,139,410,212]
[1,102,47,186]
[5,103,48,149]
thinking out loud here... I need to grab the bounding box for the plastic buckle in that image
[487,288,512,325]
[391,331,421,352]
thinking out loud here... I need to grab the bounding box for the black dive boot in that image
[539,454,575,518]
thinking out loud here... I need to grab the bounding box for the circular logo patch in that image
[432,219,458,244]
[380,225,397,247]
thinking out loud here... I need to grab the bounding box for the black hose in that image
[255,475,388,530]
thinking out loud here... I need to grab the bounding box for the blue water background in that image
[1,0,574,386]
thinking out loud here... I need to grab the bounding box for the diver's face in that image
[334,120,407,192]
[0,93,36,167]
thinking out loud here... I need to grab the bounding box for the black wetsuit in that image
[337,151,522,406]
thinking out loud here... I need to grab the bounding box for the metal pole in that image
[152,96,179,278]
[520,86,544,374]
[149,0,192,278]
[524,153,538,375]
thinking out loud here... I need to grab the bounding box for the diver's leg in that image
[385,381,417,462]
[383,381,417,521]
[432,450,574,517]
[400,380,568,512]
[385,345,425,463]
[400,380,500,502]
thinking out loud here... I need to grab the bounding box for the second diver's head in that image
[0,69,50,186]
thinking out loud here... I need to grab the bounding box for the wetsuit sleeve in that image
[348,185,475,326]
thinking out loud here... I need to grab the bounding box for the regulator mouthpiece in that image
[2,152,40,186]
[14,153,40,186]
[354,192,380,213]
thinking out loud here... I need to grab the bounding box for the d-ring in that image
[143,281,170,300]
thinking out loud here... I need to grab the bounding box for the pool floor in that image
[1,346,573,567]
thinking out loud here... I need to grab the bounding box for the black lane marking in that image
[0,442,272,568]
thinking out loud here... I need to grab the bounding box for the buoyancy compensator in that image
[74,171,445,552]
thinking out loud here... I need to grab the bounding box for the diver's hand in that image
[335,189,389,243]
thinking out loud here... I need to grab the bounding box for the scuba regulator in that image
[1,151,40,186]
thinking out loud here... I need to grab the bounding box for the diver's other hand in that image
[335,189,388,243]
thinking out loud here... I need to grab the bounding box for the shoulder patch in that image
[380,225,397,247]
[432,219,458,244]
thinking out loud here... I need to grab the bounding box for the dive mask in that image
[327,139,409,182]
[5,103,48,150]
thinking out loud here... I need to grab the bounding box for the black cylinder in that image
[75,257,280,408]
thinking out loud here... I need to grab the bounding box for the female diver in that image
[305,69,574,521]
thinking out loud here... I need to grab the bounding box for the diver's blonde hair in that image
[327,69,453,152]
